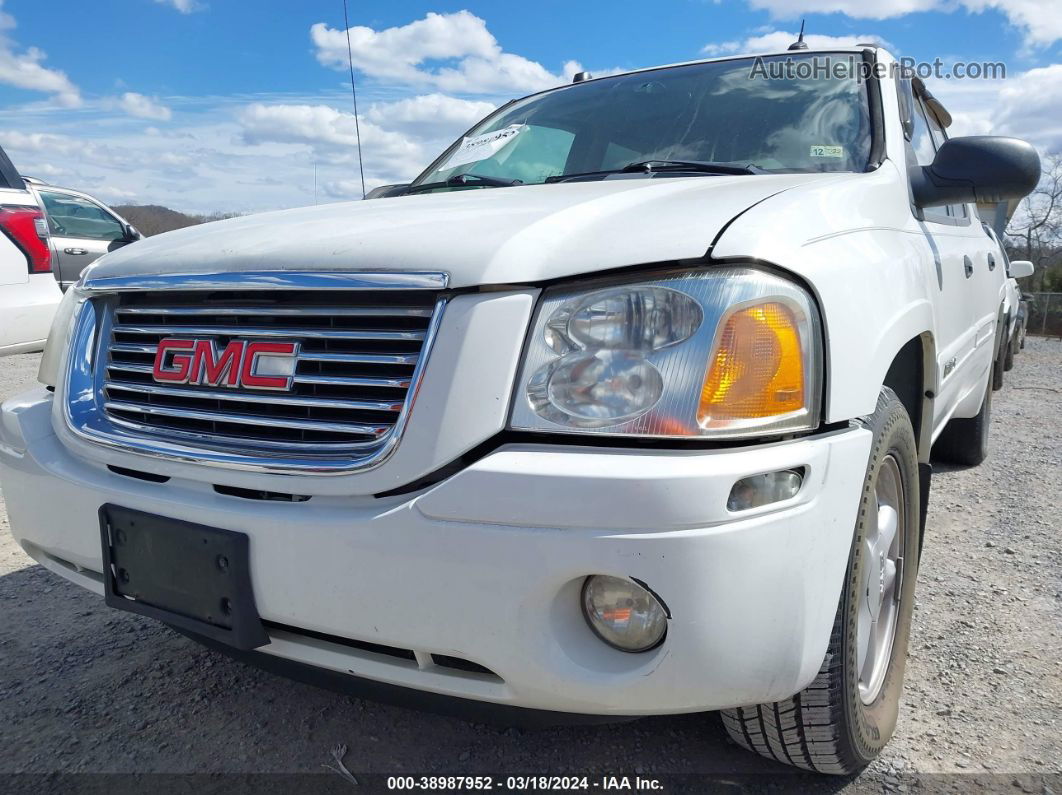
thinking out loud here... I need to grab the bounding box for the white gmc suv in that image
[0,47,1040,774]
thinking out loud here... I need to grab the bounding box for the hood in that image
[90,174,837,288]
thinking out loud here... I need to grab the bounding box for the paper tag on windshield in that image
[444,124,526,169]
[809,145,844,158]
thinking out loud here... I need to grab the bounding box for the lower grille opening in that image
[23,545,104,584]
[213,485,311,503]
[263,622,503,681]
[265,621,417,663]
[108,465,170,483]
[431,654,497,677]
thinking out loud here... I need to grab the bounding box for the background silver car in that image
[25,179,141,290]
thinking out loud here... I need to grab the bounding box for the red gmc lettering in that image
[240,342,298,390]
[152,338,298,390]
[190,340,241,387]
[152,338,195,383]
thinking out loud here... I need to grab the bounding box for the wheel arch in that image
[879,331,935,549]
[881,333,934,462]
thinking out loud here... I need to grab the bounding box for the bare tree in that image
[1005,153,1062,292]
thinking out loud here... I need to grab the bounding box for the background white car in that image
[0,148,61,356]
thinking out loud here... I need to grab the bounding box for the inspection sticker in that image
[444,124,526,169]
[810,145,845,158]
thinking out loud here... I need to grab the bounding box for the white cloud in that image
[702,30,890,56]
[235,93,508,195]
[936,64,1062,153]
[311,11,582,94]
[365,93,496,135]
[0,0,80,106]
[321,179,368,200]
[92,185,140,201]
[240,103,416,157]
[153,0,203,13]
[117,92,172,121]
[237,102,426,189]
[745,0,1061,47]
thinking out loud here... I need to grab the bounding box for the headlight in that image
[510,267,821,438]
[37,286,85,388]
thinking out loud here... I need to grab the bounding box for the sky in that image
[0,0,1058,214]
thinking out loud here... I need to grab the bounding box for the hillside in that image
[112,205,240,237]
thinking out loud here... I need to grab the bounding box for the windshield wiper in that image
[546,160,765,183]
[405,173,523,193]
[625,160,766,175]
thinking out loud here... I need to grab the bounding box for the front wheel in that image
[721,387,921,774]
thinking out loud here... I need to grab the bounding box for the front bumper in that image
[1,388,872,716]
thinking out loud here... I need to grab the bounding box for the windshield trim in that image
[410,49,884,189]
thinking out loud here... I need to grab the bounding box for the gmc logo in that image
[152,338,300,391]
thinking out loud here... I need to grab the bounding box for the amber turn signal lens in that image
[698,301,805,428]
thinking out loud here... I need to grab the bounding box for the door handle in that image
[963,256,974,278]
[64,248,88,255]
[987,253,996,271]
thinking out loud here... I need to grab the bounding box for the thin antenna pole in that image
[342,0,367,199]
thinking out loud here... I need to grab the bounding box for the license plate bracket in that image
[99,504,269,650]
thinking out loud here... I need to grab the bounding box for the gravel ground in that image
[0,342,1059,792]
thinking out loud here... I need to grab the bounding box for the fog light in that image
[727,468,804,512]
[581,576,667,652]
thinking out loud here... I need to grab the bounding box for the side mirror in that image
[912,136,1041,209]
[1008,260,1034,279]
[125,224,142,241]
[365,184,410,199]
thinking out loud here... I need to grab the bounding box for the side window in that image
[923,106,968,220]
[39,192,125,241]
[907,99,949,221]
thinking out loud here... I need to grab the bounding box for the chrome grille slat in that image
[116,305,434,318]
[109,342,161,354]
[113,324,426,341]
[105,414,384,452]
[108,344,421,367]
[104,401,393,437]
[295,352,420,365]
[105,362,413,389]
[76,277,447,470]
[104,381,404,412]
[288,374,412,388]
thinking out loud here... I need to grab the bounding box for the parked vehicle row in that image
[982,221,1035,383]
[0,153,62,355]
[25,178,142,291]
[0,169,141,355]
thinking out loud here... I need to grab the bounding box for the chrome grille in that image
[64,271,448,473]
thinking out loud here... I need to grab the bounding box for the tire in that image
[1020,323,1026,350]
[1003,333,1016,371]
[932,371,992,467]
[992,339,1005,390]
[721,387,921,775]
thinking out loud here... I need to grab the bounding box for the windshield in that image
[412,53,872,190]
